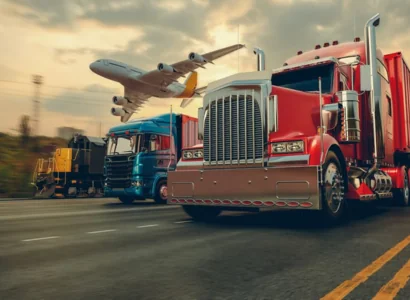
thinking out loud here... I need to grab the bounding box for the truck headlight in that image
[271,141,304,153]
[286,141,304,152]
[272,142,287,153]
[183,150,193,159]
[193,149,203,158]
[182,149,203,160]
[132,179,143,187]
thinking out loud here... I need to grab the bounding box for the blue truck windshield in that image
[271,63,334,94]
[107,135,139,155]
[107,134,171,155]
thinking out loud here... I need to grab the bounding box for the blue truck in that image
[104,113,199,204]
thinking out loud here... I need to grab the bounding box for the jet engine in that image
[157,63,174,74]
[112,96,126,106]
[188,52,207,64]
[111,107,125,117]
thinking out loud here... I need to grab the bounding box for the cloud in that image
[2,0,410,137]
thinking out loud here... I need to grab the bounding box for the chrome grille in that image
[204,92,263,164]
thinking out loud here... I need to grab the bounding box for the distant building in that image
[57,127,85,140]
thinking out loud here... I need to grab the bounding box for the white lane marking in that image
[137,224,159,228]
[87,229,117,234]
[0,205,180,221]
[174,220,193,224]
[22,236,60,242]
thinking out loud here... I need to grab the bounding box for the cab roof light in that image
[332,40,339,45]
[297,50,303,55]
[324,42,330,47]
[315,44,321,49]
[354,37,361,42]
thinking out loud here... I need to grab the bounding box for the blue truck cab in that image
[104,113,199,204]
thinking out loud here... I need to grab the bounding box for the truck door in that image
[140,134,174,194]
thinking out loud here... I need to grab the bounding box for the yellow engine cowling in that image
[54,148,72,173]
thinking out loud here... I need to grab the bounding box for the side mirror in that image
[360,65,371,91]
[322,103,341,130]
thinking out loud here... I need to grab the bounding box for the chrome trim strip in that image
[268,154,310,165]
[205,71,272,94]
[177,160,204,167]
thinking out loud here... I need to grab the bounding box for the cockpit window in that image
[271,63,334,94]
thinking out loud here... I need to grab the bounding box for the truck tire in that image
[321,150,347,224]
[393,167,409,206]
[154,179,168,204]
[119,196,135,204]
[182,205,222,222]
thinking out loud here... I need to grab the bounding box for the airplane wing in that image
[120,87,151,122]
[136,44,245,88]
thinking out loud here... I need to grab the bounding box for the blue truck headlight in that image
[131,180,143,187]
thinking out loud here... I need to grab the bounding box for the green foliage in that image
[19,115,31,147]
[0,133,67,198]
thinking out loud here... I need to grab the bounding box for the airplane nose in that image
[89,61,98,72]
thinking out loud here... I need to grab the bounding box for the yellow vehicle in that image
[32,135,107,198]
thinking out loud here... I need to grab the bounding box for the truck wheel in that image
[119,196,135,204]
[154,179,168,204]
[182,205,222,222]
[321,151,347,224]
[393,168,409,206]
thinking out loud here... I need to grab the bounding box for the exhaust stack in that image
[364,13,384,165]
[253,47,265,71]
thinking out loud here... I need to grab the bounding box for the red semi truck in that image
[167,13,410,223]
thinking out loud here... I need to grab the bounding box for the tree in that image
[19,115,31,147]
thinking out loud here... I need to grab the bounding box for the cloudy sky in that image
[0,0,409,137]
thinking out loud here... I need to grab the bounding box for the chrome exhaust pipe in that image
[364,13,383,181]
[253,47,265,71]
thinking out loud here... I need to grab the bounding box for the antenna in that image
[167,105,173,171]
[237,25,240,72]
[32,74,43,137]
[354,9,356,39]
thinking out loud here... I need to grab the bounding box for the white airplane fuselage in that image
[89,59,186,98]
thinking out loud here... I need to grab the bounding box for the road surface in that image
[1,198,410,300]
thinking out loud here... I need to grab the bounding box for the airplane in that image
[89,44,245,122]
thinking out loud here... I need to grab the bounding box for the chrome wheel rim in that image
[324,162,344,214]
[159,185,168,200]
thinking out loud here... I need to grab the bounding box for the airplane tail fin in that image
[178,72,198,98]
[183,71,198,88]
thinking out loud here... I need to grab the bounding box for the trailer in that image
[167,13,410,224]
[32,135,107,198]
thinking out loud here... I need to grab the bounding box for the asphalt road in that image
[1,198,410,300]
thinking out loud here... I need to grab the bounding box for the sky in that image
[0,0,409,137]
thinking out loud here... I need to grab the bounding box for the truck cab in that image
[104,113,198,204]
[167,13,410,224]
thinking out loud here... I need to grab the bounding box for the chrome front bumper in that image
[168,165,322,210]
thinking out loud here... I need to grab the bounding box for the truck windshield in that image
[107,135,142,155]
[271,63,334,93]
